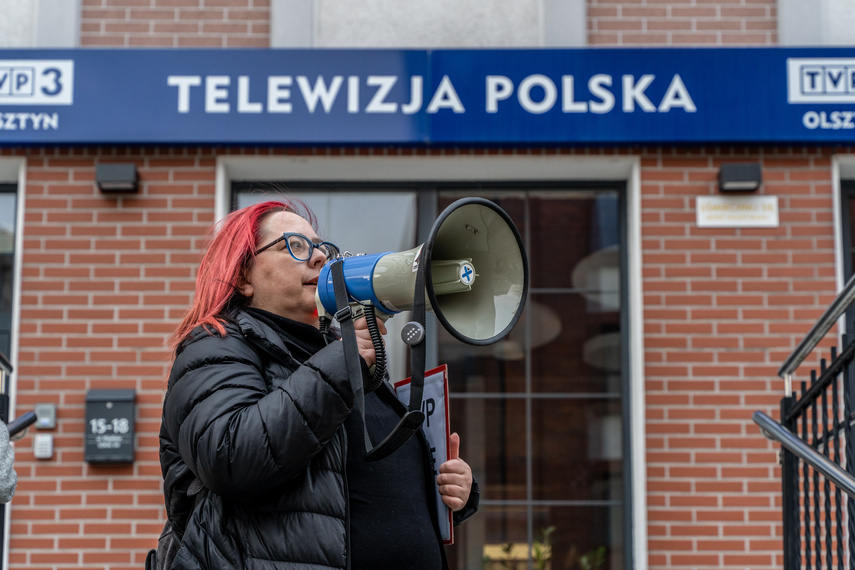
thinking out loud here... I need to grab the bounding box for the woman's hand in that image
[437,432,473,512]
[353,311,387,367]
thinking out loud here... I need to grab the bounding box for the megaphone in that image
[315,197,528,462]
[316,197,529,345]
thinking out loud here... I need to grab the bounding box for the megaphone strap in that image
[330,258,428,462]
[406,249,427,415]
[364,410,426,462]
[329,260,375,457]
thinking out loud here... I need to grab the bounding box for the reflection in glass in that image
[532,397,623,502]
[849,196,855,275]
[529,191,619,290]
[0,192,15,357]
[450,398,526,502]
[448,505,623,570]
[438,187,626,570]
[530,292,621,394]
[441,325,527,393]
[446,505,526,570]
[442,291,620,395]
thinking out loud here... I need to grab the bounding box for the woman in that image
[159,200,478,569]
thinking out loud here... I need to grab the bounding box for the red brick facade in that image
[588,0,778,46]
[80,0,270,48]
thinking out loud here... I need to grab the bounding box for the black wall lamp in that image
[96,163,138,193]
[718,162,762,193]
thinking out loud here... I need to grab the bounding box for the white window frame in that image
[0,157,26,570]
[834,155,855,300]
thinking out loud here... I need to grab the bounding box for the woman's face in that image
[240,210,328,327]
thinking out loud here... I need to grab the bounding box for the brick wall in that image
[11,147,216,568]
[588,0,778,46]
[640,146,841,569]
[6,2,843,570]
[6,144,845,570]
[80,0,270,48]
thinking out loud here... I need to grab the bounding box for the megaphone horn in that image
[316,197,529,346]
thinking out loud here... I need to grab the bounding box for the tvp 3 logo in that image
[0,60,74,105]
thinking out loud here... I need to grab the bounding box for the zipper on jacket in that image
[343,428,351,570]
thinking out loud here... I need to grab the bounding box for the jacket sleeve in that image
[452,477,479,526]
[163,329,354,501]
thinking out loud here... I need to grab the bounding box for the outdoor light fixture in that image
[96,163,138,193]
[718,162,762,193]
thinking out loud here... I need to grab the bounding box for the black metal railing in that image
[757,273,855,570]
[754,411,855,499]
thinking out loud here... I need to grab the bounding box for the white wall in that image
[779,0,855,45]
[826,0,855,45]
[0,0,79,48]
[0,0,34,48]
[271,0,586,48]
[315,0,542,47]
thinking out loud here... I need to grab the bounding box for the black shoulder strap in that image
[329,259,425,462]
[329,260,374,455]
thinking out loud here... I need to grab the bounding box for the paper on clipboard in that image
[393,364,453,544]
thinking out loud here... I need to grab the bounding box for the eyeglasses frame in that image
[253,232,340,262]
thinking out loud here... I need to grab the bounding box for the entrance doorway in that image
[235,181,629,570]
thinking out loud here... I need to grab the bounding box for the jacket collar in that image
[234,309,300,366]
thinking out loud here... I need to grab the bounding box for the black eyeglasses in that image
[254,232,340,262]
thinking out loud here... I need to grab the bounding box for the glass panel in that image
[237,190,418,255]
[529,191,620,292]
[442,291,620,395]
[532,397,623,502]
[0,191,15,358]
[437,191,526,232]
[446,504,527,570]
[442,325,527,393]
[450,397,527,501]
[531,292,621,394]
[531,505,623,570]
[848,194,855,276]
[448,505,623,570]
[237,184,629,570]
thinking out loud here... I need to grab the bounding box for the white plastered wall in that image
[779,0,855,46]
[216,153,648,570]
[270,0,586,48]
[0,0,79,48]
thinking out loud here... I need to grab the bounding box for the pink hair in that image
[168,199,317,355]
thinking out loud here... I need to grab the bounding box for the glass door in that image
[234,182,630,570]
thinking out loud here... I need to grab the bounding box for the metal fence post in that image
[781,395,799,570]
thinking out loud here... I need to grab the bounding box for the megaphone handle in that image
[362,306,386,393]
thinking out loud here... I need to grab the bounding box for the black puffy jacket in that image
[160,310,356,569]
[159,309,477,569]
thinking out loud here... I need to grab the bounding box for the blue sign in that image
[0,48,854,145]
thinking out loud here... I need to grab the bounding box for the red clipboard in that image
[393,364,453,544]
